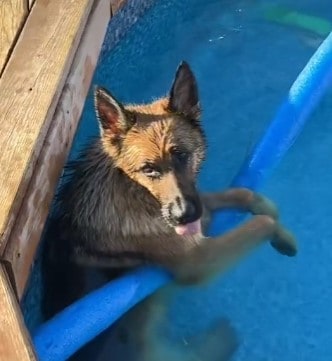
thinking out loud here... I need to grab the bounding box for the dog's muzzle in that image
[166,196,203,236]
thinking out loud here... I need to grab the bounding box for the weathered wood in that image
[0,0,28,75]
[28,0,35,11]
[110,0,127,15]
[4,0,111,298]
[0,0,94,255]
[0,264,36,360]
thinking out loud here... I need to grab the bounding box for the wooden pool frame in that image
[0,0,127,359]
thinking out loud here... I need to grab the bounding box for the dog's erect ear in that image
[168,61,200,121]
[94,87,134,135]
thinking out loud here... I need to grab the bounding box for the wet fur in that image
[42,62,297,361]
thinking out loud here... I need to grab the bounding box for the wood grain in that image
[0,0,28,75]
[4,0,111,298]
[0,265,36,360]
[110,0,127,14]
[0,0,94,254]
[28,0,35,11]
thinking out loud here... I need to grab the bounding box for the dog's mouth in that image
[161,196,203,236]
[174,218,202,236]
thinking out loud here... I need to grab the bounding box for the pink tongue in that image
[175,219,201,236]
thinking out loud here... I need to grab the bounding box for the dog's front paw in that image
[270,224,297,257]
[249,193,279,220]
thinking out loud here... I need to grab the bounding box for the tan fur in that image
[126,97,170,114]
[102,97,201,207]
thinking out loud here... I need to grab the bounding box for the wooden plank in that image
[0,0,28,75]
[0,0,94,254]
[110,0,127,15]
[4,0,111,298]
[28,0,35,11]
[0,264,36,360]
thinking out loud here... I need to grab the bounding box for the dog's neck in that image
[59,140,170,241]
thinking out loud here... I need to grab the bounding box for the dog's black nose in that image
[170,198,202,225]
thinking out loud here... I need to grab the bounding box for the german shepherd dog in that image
[42,61,297,361]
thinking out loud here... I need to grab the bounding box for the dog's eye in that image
[172,149,189,164]
[141,164,161,178]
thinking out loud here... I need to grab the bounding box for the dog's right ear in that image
[168,61,200,121]
[94,87,134,136]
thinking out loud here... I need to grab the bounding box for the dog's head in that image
[94,61,206,235]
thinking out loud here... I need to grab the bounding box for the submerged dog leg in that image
[142,318,238,361]
[121,285,238,361]
[173,215,297,285]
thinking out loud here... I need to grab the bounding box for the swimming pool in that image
[23,0,332,360]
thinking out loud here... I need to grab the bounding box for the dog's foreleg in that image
[134,214,296,360]
[201,187,279,219]
[173,215,297,285]
[137,216,296,360]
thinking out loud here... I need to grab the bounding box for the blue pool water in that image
[23,0,332,360]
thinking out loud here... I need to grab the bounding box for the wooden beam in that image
[0,265,36,360]
[28,0,35,11]
[0,0,28,75]
[4,0,111,298]
[110,0,127,15]
[0,0,94,254]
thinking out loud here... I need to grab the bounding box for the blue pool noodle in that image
[33,32,332,361]
[210,31,332,235]
[33,267,171,361]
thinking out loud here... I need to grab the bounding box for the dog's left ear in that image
[168,61,201,121]
[94,86,134,137]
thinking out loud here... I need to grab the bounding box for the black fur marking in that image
[168,61,200,121]
[175,196,182,210]
[94,86,136,134]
